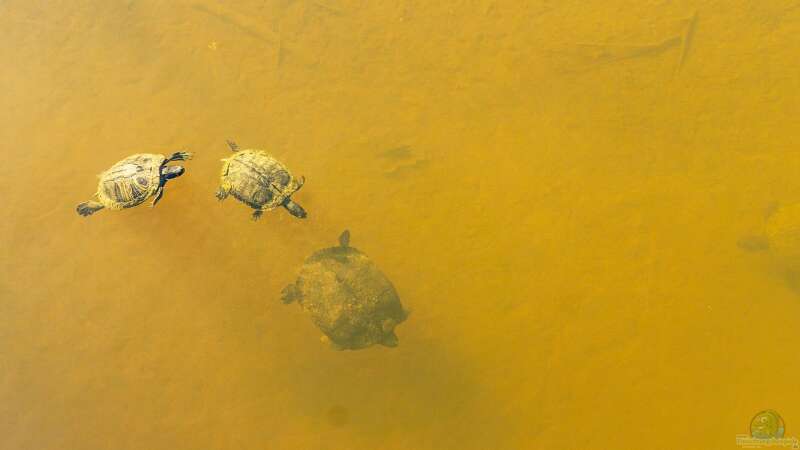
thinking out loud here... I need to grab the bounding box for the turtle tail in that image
[76,201,105,217]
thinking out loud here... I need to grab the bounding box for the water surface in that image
[2,1,800,449]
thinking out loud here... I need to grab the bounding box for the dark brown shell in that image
[283,233,407,350]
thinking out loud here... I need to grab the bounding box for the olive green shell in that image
[282,232,407,350]
[219,150,301,211]
[96,154,164,209]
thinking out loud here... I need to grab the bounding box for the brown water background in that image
[2,1,800,449]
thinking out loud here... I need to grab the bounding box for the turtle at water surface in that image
[76,151,193,216]
[282,230,408,350]
[215,140,307,220]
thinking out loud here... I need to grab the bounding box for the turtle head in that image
[163,165,185,180]
[283,198,307,219]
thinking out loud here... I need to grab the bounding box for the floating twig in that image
[676,10,698,73]
[190,1,278,44]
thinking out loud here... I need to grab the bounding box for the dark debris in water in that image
[378,145,429,178]
[385,158,429,178]
[737,235,769,252]
[379,145,414,160]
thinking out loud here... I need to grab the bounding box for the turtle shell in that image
[282,231,407,350]
[96,154,164,209]
[220,149,300,211]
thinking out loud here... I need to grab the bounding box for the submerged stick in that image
[676,10,698,73]
[575,35,681,65]
[189,1,315,66]
[189,1,279,44]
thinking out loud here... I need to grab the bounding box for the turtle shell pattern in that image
[220,150,300,211]
[284,235,407,350]
[96,154,164,209]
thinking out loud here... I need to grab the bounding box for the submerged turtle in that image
[282,230,408,350]
[215,140,307,220]
[76,151,193,216]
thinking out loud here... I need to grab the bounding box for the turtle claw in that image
[251,209,264,221]
[215,188,228,201]
[168,151,193,162]
[323,336,344,351]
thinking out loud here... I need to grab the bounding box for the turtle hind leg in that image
[226,140,239,151]
[150,186,164,207]
[76,201,104,216]
[380,331,399,348]
[281,283,301,304]
[251,208,264,221]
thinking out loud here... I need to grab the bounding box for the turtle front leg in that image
[215,187,229,201]
[251,209,264,221]
[166,151,193,162]
[151,186,164,207]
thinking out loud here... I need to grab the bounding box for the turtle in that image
[282,230,408,350]
[76,151,193,216]
[215,140,307,220]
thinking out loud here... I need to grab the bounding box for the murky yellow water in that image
[3,1,800,448]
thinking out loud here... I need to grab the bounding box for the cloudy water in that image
[2,1,800,449]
